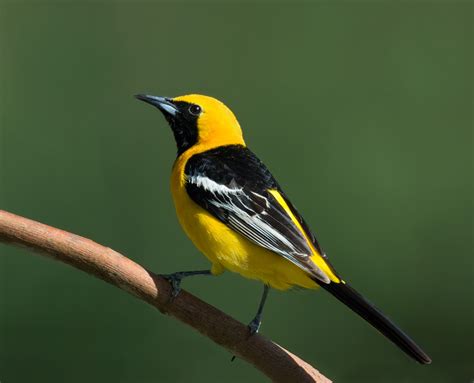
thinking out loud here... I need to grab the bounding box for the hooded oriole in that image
[136,93,431,364]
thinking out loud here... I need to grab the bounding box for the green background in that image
[0,2,472,382]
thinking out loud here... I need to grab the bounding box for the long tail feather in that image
[319,280,432,364]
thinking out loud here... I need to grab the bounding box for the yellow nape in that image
[173,94,245,150]
[169,94,339,289]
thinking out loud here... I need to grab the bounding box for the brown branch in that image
[0,209,331,383]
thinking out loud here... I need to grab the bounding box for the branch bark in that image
[0,209,331,383]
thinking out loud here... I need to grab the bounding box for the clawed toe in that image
[159,270,212,300]
[160,273,183,299]
[247,317,262,335]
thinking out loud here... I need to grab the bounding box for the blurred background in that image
[0,2,472,382]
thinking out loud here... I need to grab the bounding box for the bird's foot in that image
[230,315,262,362]
[247,315,262,335]
[159,269,212,300]
[159,272,185,299]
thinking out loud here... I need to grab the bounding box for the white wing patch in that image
[187,175,330,283]
[188,175,242,195]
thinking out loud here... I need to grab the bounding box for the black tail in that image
[319,281,431,364]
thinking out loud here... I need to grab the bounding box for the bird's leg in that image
[159,269,212,299]
[231,285,270,362]
[248,284,270,335]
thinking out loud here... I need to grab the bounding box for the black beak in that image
[135,94,179,117]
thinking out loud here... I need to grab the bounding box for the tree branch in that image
[0,209,331,383]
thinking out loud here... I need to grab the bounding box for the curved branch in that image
[0,209,331,383]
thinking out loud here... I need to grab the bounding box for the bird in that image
[135,93,431,364]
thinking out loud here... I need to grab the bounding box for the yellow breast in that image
[169,148,319,291]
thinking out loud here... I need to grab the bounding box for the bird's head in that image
[136,93,245,156]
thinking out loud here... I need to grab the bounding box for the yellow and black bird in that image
[136,93,431,364]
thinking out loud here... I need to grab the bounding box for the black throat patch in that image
[168,101,199,156]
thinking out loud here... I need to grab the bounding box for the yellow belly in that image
[170,152,318,291]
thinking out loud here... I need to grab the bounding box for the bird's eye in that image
[189,104,202,116]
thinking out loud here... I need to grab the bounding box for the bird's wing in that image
[184,145,333,284]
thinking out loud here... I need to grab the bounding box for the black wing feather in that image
[184,145,330,283]
[184,145,432,362]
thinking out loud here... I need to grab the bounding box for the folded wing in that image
[184,145,332,284]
